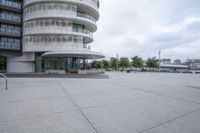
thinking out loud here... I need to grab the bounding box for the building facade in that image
[160,64,189,73]
[1,0,104,73]
[0,0,23,56]
[185,59,200,70]
[161,59,171,64]
[174,59,181,65]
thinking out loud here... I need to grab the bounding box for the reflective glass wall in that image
[35,54,85,73]
[44,57,84,72]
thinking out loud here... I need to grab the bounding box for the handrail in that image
[0,74,8,90]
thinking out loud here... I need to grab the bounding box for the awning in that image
[42,51,105,59]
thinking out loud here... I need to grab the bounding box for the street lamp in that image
[159,50,161,72]
[116,54,119,71]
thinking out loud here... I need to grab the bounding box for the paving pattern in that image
[0,72,200,133]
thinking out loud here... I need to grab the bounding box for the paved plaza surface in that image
[0,72,200,133]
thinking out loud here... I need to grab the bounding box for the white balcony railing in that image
[24,0,99,10]
[23,26,93,39]
[24,10,96,24]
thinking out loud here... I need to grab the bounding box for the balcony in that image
[24,0,99,10]
[0,0,21,12]
[0,14,21,24]
[0,27,21,37]
[0,41,21,50]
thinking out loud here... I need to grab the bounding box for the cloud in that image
[92,0,200,61]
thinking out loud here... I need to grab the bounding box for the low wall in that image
[78,69,105,75]
[45,69,105,75]
[45,70,65,74]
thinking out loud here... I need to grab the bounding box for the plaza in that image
[0,72,200,133]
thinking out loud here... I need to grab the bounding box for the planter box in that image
[78,69,105,75]
[45,70,65,74]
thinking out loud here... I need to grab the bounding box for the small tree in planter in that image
[0,56,6,70]
[102,60,110,70]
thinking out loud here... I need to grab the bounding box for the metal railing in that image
[0,73,8,90]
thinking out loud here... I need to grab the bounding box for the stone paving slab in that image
[142,110,200,133]
[0,72,200,133]
[0,97,75,122]
[0,110,96,133]
[82,95,200,133]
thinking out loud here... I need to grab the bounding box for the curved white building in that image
[7,0,104,73]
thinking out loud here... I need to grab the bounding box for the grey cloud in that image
[185,21,200,34]
[93,0,200,60]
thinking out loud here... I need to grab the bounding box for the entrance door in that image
[35,53,43,72]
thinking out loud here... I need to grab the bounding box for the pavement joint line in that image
[56,80,100,133]
[0,96,68,104]
[104,81,200,106]
[70,91,108,97]
[138,108,200,133]
[0,108,77,123]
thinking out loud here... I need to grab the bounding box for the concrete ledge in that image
[45,70,65,74]
[78,69,105,75]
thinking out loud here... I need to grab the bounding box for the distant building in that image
[185,59,200,70]
[160,64,189,73]
[174,59,181,65]
[161,59,171,64]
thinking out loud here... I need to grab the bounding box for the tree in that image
[84,63,91,70]
[119,57,130,70]
[131,56,144,68]
[90,60,103,69]
[91,60,98,68]
[0,56,6,70]
[96,61,103,69]
[110,57,118,70]
[146,57,159,69]
[102,60,110,70]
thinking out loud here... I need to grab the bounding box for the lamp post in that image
[159,50,161,72]
[116,54,119,71]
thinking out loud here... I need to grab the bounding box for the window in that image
[56,21,60,26]
[0,23,21,34]
[1,0,21,9]
[61,21,66,27]
[51,20,55,26]
[45,21,49,26]
[0,10,21,22]
[0,37,21,49]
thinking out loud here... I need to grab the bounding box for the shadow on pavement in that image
[3,73,110,79]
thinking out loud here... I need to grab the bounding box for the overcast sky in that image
[91,0,200,61]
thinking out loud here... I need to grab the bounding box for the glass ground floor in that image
[35,53,86,73]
